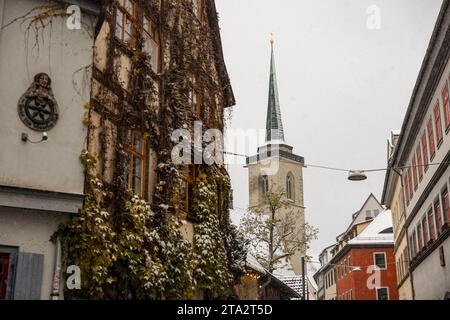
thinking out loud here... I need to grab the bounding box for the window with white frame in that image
[374,252,387,269]
[376,287,389,300]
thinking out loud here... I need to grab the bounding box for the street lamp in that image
[347,170,367,181]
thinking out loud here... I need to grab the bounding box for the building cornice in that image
[0,185,84,214]
[246,150,304,166]
[330,243,394,266]
[392,0,450,167]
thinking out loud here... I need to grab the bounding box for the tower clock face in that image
[18,96,58,131]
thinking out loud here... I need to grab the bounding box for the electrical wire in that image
[308,259,409,269]
[223,151,450,174]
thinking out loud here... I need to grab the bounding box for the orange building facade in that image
[335,247,398,300]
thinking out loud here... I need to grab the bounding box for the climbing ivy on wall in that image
[53,0,247,300]
[191,167,248,299]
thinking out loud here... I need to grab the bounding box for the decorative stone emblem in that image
[18,73,59,132]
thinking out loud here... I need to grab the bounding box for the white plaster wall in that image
[0,0,96,194]
[353,195,383,225]
[408,164,450,299]
[0,207,68,300]
[412,236,450,300]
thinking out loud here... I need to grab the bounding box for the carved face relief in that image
[18,73,59,132]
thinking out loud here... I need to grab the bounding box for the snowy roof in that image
[246,253,266,274]
[276,275,317,299]
[348,209,394,246]
[276,276,305,296]
[337,194,383,241]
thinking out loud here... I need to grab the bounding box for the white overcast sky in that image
[216,0,443,258]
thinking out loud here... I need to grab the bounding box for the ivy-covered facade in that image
[55,0,247,299]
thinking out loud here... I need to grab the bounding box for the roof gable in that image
[337,194,383,241]
[348,209,394,245]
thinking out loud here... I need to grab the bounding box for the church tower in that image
[245,37,306,275]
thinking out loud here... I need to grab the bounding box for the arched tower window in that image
[261,175,269,197]
[286,173,294,200]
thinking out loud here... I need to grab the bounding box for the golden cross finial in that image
[270,33,274,45]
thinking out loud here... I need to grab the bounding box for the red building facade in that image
[335,247,398,300]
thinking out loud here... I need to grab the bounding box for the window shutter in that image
[13,252,44,300]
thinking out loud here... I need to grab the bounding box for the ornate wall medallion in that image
[18,73,59,132]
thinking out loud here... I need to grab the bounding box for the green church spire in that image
[265,35,285,143]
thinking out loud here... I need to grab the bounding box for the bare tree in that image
[240,188,318,273]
